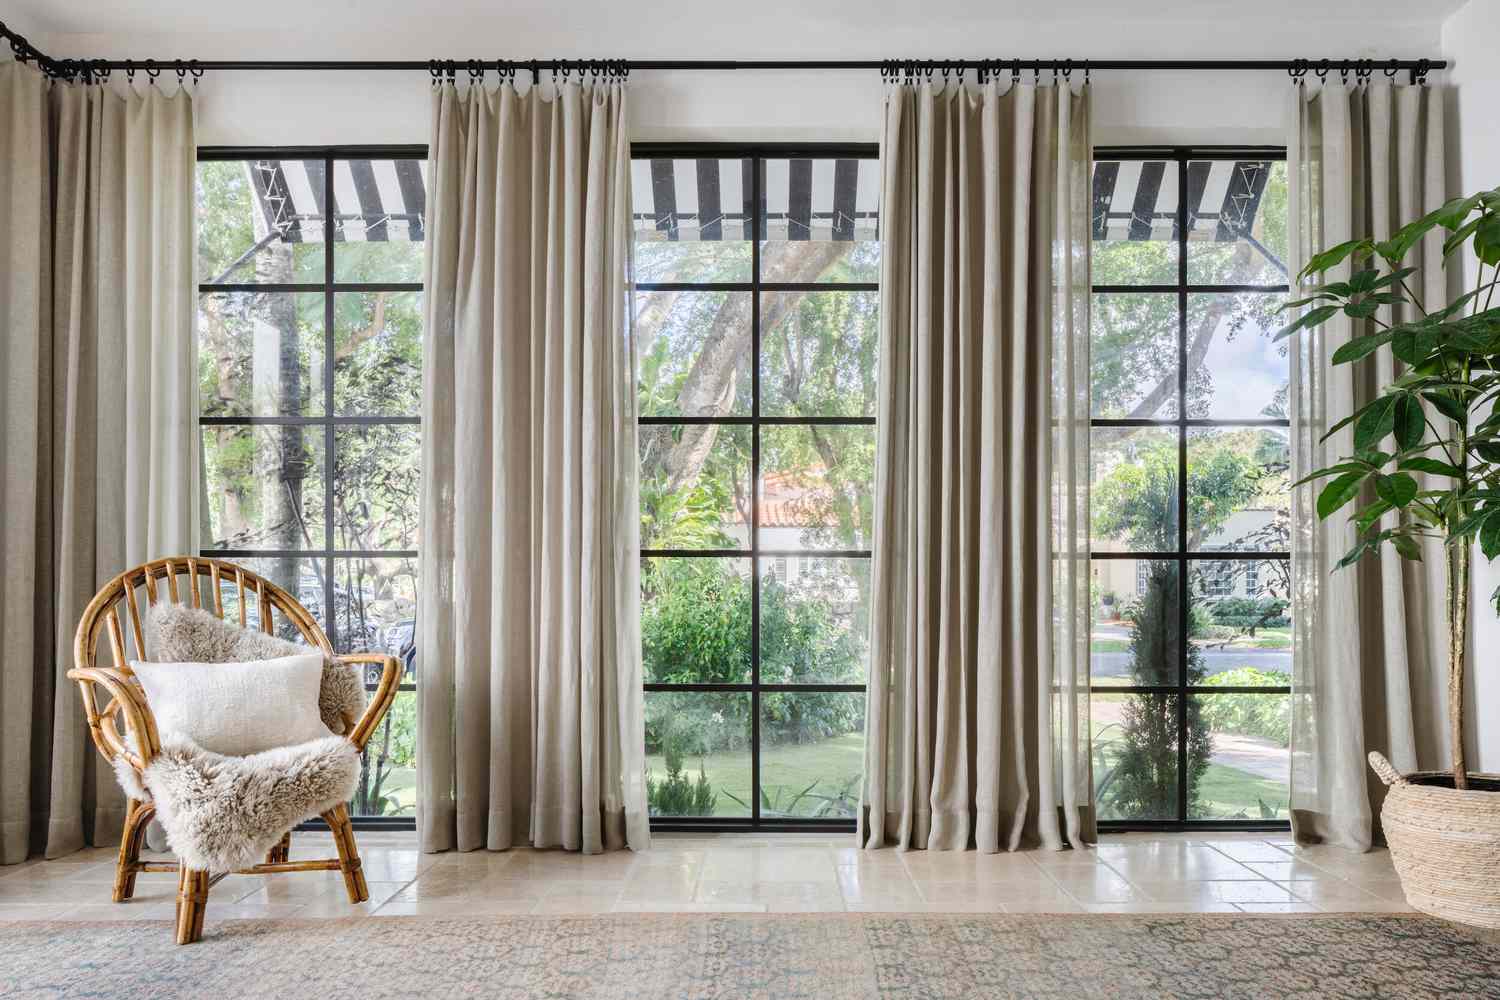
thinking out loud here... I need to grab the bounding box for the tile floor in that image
[0,830,1412,919]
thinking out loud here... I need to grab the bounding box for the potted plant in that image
[1279,187,1500,927]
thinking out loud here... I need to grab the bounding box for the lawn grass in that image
[647,733,864,819]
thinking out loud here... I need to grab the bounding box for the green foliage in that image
[353,691,417,817]
[646,740,718,817]
[1207,597,1290,630]
[1200,669,1293,744]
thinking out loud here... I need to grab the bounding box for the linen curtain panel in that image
[860,82,1093,852]
[418,82,647,855]
[1288,81,1449,852]
[0,62,198,865]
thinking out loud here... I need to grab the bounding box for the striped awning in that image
[247,158,428,244]
[631,157,880,242]
[1092,159,1277,244]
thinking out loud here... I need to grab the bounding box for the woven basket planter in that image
[1370,751,1500,928]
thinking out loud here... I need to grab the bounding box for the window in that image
[1089,149,1292,827]
[634,145,878,829]
[196,148,426,824]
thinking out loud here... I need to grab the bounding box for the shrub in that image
[1200,668,1292,744]
[646,741,717,817]
[1207,597,1290,630]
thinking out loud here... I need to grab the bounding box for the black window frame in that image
[1092,145,1293,833]
[635,142,878,834]
[196,144,427,832]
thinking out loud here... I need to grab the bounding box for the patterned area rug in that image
[2,913,1498,999]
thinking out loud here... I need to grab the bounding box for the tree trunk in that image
[1448,534,1470,789]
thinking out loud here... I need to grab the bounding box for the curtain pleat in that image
[418,82,647,855]
[860,82,1093,853]
[1288,81,1449,852]
[0,63,197,865]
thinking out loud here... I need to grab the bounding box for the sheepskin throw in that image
[145,601,366,734]
[115,736,360,872]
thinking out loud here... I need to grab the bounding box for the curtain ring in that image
[1315,60,1329,80]
[466,59,482,82]
[1012,59,1020,84]
[175,61,187,85]
[1033,63,1039,83]
[145,59,160,83]
[126,60,136,83]
[1061,59,1073,81]
[1083,60,1091,85]
[188,60,202,86]
[1384,59,1399,78]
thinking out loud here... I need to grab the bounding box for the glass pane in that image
[1187,427,1290,552]
[1187,160,1288,286]
[1091,159,1178,285]
[202,425,326,550]
[760,692,865,819]
[760,290,878,418]
[198,292,324,418]
[1191,558,1292,685]
[645,691,752,818]
[635,290,751,417]
[1091,426,1179,552]
[641,557,752,684]
[213,556,326,641]
[759,424,875,551]
[1093,691,1180,821]
[760,558,870,684]
[334,291,423,416]
[631,157,752,283]
[353,689,418,818]
[1187,292,1289,421]
[760,157,880,283]
[331,158,426,283]
[197,159,326,284]
[639,424,751,550]
[332,557,418,657]
[334,424,421,551]
[1191,693,1291,821]
[1091,559,1178,686]
[1092,292,1178,419]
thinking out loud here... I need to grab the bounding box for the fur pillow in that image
[145,601,366,734]
[131,653,333,756]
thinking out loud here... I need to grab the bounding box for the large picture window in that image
[196,147,426,823]
[633,145,879,829]
[1089,148,1292,828]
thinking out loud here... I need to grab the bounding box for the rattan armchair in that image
[68,556,400,944]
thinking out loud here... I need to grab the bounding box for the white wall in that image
[1445,0,1500,771]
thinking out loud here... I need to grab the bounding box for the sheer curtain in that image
[417,81,648,854]
[0,63,198,865]
[1288,81,1449,851]
[860,81,1093,852]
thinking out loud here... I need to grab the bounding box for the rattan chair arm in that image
[336,654,401,751]
[66,665,159,771]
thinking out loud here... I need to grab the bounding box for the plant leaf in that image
[1330,330,1394,365]
[1482,512,1500,560]
[1273,303,1340,342]
[1318,471,1365,520]
[1391,533,1422,561]
[1422,390,1467,425]
[1393,395,1425,450]
[1398,456,1464,478]
[1354,394,1401,450]
[1374,472,1418,507]
[1300,239,1373,280]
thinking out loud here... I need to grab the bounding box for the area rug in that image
[2,912,1497,999]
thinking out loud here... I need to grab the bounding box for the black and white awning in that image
[1091,159,1277,243]
[247,158,428,244]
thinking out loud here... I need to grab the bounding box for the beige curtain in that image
[1288,81,1449,852]
[860,82,1093,853]
[0,62,198,865]
[417,82,647,855]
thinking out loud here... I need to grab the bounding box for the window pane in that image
[639,424,751,550]
[632,157,752,283]
[760,290,878,418]
[1190,693,1290,821]
[1186,292,1288,421]
[1091,426,1179,552]
[1091,159,1178,285]
[1093,691,1180,821]
[1091,559,1179,685]
[761,558,870,684]
[353,689,417,818]
[1187,427,1290,552]
[641,557,752,684]
[1187,160,1288,286]
[214,556,327,641]
[635,290,751,417]
[1092,291,1178,419]
[202,425,326,550]
[331,158,426,283]
[334,425,420,551]
[759,424,875,551]
[332,557,418,657]
[645,691,752,818]
[334,291,423,416]
[760,692,865,819]
[1191,558,1291,684]
[199,292,323,418]
[760,157,880,283]
[198,159,326,284]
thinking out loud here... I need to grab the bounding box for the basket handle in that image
[1368,751,1404,787]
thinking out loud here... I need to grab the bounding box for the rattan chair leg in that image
[113,799,154,902]
[266,830,292,865]
[174,865,210,945]
[322,803,368,904]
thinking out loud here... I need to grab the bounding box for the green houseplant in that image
[1280,186,1500,926]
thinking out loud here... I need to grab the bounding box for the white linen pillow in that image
[130,653,335,757]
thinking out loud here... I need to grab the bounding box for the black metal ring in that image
[1062,58,1073,80]
[145,59,160,80]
